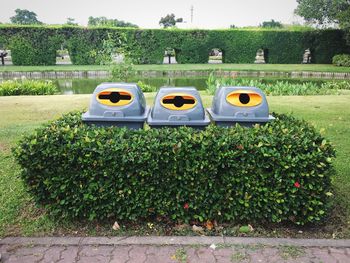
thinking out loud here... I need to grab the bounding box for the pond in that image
[55,77,207,94]
[54,77,348,94]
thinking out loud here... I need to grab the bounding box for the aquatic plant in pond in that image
[206,73,349,95]
[0,78,57,96]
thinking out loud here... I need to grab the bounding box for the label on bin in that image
[96,88,133,106]
[161,93,197,110]
[226,90,262,107]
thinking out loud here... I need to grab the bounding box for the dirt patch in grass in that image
[0,142,11,154]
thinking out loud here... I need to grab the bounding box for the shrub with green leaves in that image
[136,81,157,92]
[206,73,347,95]
[13,112,335,225]
[0,79,57,96]
[332,54,350,67]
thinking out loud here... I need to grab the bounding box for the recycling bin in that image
[82,83,149,129]
[147,87,210,129]
[207,86,274,127]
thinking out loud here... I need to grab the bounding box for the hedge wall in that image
[13,112,335,225]
[0,25,349,65]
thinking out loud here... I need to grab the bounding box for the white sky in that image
[0,0,303,28]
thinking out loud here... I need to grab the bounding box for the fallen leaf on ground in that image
[112,221,120,231]
[192,224,204,233]
[205,220,214,230]
[239,225,252,233]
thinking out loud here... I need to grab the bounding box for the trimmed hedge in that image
[13,112,335,225]
[6,28,63,66]
[0,25,349,65]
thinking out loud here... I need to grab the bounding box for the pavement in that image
[1,236,350,263]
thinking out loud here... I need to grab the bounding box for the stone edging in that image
[1,236,350,247]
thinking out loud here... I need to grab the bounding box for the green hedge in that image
[6,27,62,66]
[13,112,335,225]
[0,25,349,65]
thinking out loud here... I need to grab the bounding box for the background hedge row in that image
[13,112,335,225]
[0,25,349,65]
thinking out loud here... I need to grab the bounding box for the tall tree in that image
[88,16,138,28]
[66,17,78,26]
[10,9,43,25]
[294,0,350,25]
[295,0,350,44]
[261,19,283,28]
[159,14,183,28]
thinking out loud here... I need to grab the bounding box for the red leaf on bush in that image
[183,203,189,210]
[294,182,301,188]
[236,144,244,150]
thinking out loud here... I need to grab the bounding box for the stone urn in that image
[302,48,311,64]
[254,49,265,64]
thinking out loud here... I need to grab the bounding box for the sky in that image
[0,0,304,29]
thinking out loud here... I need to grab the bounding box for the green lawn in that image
[0,64,350,72]
[1,94,350,237]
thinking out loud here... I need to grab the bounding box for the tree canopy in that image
[295,0,350,25]
[65,18,78,26]
[88,16,138,28]
[159,14,183,28]
[261,19,283,28]
[10,9,43,25]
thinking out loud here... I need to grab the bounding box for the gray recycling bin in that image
[147,87,210,129]
[82,83,149,129]
[207,86,274,127]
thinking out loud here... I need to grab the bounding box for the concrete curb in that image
[1,236,350,247]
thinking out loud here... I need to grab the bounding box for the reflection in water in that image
[55,77,208,94]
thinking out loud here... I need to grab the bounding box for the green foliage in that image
[9,36,35,65]
[88,16,138,28]
[0,25,349,65]
[9,31,62,66]
[65,18,78,26]
[10,9,43,25]
[295,0,349,25]
[91,33,119,65]
[110,61,135,81]
[332,54,350,67]
[322,80,350,90]
[66,36,97,65]
[159,14,183,28]
[206,73,347,95]
[0,79,57,96]
[136,81,157,92]
[14,112,335,225]
[261,20,283,28]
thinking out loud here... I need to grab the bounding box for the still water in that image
[54,77,341,94]
[55,77,208,95]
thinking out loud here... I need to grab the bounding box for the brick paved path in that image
[1,243,350,263]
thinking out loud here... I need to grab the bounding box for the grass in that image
[0,94,350,237]
[0,63,350,73]
[173,248,187,263]
[278,245,305,260]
